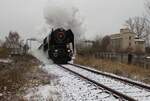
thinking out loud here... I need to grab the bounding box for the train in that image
[42,28,74,64]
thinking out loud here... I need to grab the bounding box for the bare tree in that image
[125,16,147,38]
[101,35,111,52]
[125,16,150,47]
[144,24,150,46]
[0,40,3,48]
[92,35,102,52]
[145,0,150,17]
[145,1,150,47]
[4,31,20,48]
[3,31,24,55]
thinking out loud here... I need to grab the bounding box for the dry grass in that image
[75,55,150,84]
[0,49,51,100]
[0,48,53,100]
[0,48,10,58]
[0,55,38,92]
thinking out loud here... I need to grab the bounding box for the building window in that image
[129,36,131,40]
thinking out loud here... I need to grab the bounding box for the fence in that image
[95,52,150,68]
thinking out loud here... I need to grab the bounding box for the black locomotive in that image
[43,28,74,64]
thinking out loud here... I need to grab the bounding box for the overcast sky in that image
[0,0,146,40]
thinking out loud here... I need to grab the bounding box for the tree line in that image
[0,31,29,55]
[125,1,150,47]
[77,1,150,55]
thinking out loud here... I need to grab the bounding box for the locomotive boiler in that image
[43,28,74,64]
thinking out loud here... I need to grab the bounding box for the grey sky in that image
[0,0,145,40]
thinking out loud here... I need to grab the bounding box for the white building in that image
[110,28,145,53]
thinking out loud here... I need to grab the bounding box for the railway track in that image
[59,64,150,101]
[49,64,121,101]
[69,63,150,90]
[58,64,136,101]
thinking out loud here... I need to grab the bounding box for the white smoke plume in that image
[43,0,84,41]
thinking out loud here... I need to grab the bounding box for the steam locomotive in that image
[43,28,74,64]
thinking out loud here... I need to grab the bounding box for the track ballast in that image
[59,63,150,101]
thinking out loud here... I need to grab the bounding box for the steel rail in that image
[58,64,136,101]
[69,63,150,91]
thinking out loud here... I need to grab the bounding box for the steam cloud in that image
[43,0,84,41]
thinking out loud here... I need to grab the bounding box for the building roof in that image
[110,33,121,39]
[110,28,136,39]
[134,38,145,42]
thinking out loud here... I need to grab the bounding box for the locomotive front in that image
[45,28,74,64]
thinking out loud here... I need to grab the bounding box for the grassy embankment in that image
[0,48,50,100]
[0,48,10,58]
[75,55,150,84]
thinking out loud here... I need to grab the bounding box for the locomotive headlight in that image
[57,32,65,40]
[67,49,71,52]
[54,49,58,52]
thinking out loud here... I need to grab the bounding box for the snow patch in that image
[0,59,12,63]
[29,50,118,100]
[30,49,53,64]
[24,85,60,101]
[63,64,150,101]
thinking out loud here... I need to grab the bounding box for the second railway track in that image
[59,63,150,101]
